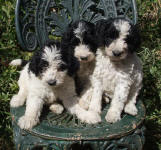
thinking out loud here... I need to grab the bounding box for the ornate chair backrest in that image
[15,0,138,51]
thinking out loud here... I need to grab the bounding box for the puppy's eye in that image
[105,38,113,45]
[57,64,67,71]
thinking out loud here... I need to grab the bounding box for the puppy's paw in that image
[103,96,110,103]
[103,93,110,103]
[79,111,101,124]
[10,95,25,107]
[89,105,101,114]
[85,111,101,124]
[105,109,121,123]
[124,103,138,116]
[50,103,64,114]
[18,116,39,129]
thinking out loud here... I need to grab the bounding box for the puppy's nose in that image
[47,80,56,86]
[80,56,88,61]
[112,51,122,57]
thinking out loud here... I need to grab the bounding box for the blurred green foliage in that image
[0,0,161,149]
[137,0,161,149]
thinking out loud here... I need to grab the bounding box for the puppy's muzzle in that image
[112,51,123,57]
[47,80,56,86]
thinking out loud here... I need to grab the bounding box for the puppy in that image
[61,20,98,109]
[81,18,143,123]
[10,41,101,129]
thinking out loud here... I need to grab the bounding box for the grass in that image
[0,0,161,149]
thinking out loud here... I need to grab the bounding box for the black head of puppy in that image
[29,40,78,86]
[96,18,141,61]
[61,20,97,63]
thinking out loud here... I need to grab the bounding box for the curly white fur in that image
[80,48,143,123]
[79,19,143,123]
[10,46,101,129]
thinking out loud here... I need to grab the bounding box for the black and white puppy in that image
[10,40,101,129]
[62,20,97,63]
[61,20,98,108]
[81,18,143,123]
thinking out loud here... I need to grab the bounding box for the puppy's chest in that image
[95,57,118,92]
[102,62,117,91]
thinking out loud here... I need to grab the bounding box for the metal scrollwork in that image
[15,0,138,51]
[36,0,104,48]
[15,0,38,51]
[97,0,118,18]
[115,0,138,24]
[22,23,37,50]
[97,0,138,24]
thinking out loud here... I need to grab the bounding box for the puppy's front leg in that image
[124,84,142,116]
[79,87,93,110]
[63,96,101,124]
[105,79,131,123]
[18,94,44,129]
[61,77,101,124]
[88,80,103,114]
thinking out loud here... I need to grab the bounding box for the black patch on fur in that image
[96,18,119,47]
[74,74,83,96]
[21,60,28,67]
[125,24,141,52]
[57,63,68,72]
[80,21,98,53]
[60,46,80,76]
[29,50,49,76]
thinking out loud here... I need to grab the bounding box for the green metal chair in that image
[11,0,146,149]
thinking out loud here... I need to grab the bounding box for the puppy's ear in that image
[96,19,113,47]
[126,24,141,52]
[62,24,74,44]
[96,20,106,46]
[29,50,42,76]
[83,22,97,52]
[60,43,80,76]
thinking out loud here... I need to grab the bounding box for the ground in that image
[0,0,161,150]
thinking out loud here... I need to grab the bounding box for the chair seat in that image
[11,100,145,141]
